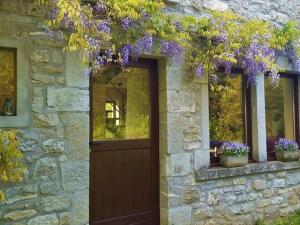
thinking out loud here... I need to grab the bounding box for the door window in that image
[92,67,150,141]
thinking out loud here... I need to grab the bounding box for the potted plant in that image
[275,138,300,162]
[219,142,249,168]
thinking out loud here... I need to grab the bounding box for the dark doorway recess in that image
[90,59,160,225]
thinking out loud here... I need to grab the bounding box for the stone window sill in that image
[196,161,300,181]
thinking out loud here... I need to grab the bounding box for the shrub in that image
[0,130,26,202]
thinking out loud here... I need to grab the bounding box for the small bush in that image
[0,130,26,202]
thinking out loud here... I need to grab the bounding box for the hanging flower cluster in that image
[36,0,300,85]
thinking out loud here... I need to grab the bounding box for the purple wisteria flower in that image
[241,41,277,85]
[195,64,204,78]
[284,43,300,72]
[220,141,250,156]
[160,41,183,60]
[121,18,134,30]
[94,3,106,15]
[121,44,131,65]
[135,35,153,54]
[97,21,111,34]
[275,138,299,152]
[212,32,227,44]
[46,29,65,42]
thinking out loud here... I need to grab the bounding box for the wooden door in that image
[90,59,159,225]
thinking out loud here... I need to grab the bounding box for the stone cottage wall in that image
[160,1,300,225]
[1,1,300,225]
[0,1,89,224]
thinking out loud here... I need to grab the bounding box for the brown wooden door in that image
[90,59,159,225]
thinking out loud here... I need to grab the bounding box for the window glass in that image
[209,74,245,147]
[0,48,16,116]
[265,77,295,152]
[92,67,150,141]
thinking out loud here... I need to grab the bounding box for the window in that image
[92,67,150,141]
[209,72,251,165]
[0,48,17,116]
[265,74,299,161]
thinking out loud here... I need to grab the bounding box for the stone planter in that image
[276,151,300,162]
[220,154,248,168]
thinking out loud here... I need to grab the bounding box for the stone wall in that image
[0,1,89,224]
[1,1,300,225]
[160,1,300,225]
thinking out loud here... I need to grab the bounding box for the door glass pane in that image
[209,74,245,147]
[0,48,16,116]
[92,67,150,141]
[265,78,295,149]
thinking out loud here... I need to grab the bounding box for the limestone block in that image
[183,188,199,203]
[47,87,89,112]
[208,189,223,206]
[4,210,36,221]
[160,112,184,154]
[40,177,61,195]
[194,149,210,169]
[253,180,267,191]
[66,52,89,88]
[30,49,49,63]
[61,113,89,160]
[52,50,64,64]
[42,139,64,154]
[33,113,60,127]
[32,87,44,112]
[288,193,299,205]
[18,130,39,152]
[41,195,70,212]
[32,73,56,84]
[33,157,58,180]
[273,179,286,188]
[233,177,246,186]
[166,153,191,176]
[203,0,229,11]
[168,206,192,225]
[193,206,214,221]
[61,161,89,191]
[32,64,64,74]
[28,214,59,225]
[70,190,89,225]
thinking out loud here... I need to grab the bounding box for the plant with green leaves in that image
[0,130,26,202]
[36,0,300,85]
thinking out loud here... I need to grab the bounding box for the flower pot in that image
[276,151,300,162]
[220,154,248,168]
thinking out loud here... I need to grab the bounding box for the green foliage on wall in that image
[36,0,300,85]
[0,130,26,202]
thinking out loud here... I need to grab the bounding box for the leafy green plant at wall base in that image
[0,130,26,202]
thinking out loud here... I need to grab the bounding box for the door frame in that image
[89,58,160,225]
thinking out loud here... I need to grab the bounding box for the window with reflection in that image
[209,73,251,164]
[265,75,298,160]
[92,67,150,141]
[0,48,17,116]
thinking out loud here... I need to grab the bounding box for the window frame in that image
[209,68,252,166]
[0,37,30,127]
[265,72,300,161]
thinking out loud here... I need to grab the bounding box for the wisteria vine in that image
[36,0,300,85]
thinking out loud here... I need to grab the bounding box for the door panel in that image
[90,59,159,225]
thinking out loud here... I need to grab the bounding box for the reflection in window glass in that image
[265,78,295,150]
[0,48,16,116]
[209,74,245,147]
[92,67,150,141]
